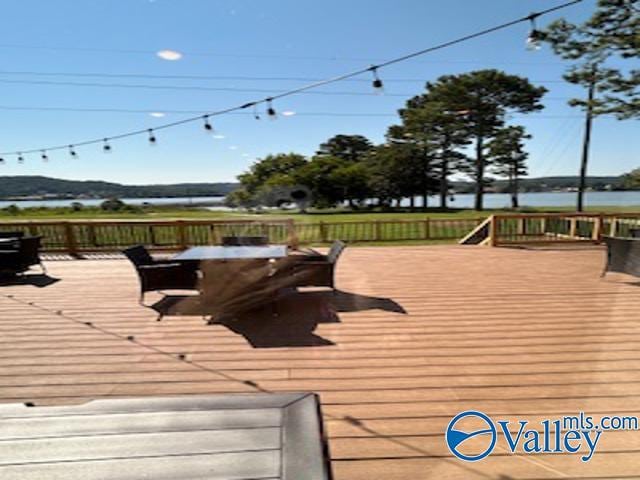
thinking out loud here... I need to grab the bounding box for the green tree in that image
[317,134,374,162]
[237,153,307,195]
[398,101,470,209]
[365,142,428,209]
[544,0,639,210]
[487,126,531,209]
[420,70,546,210]
[100,198,125,211]
[621,167,640,189]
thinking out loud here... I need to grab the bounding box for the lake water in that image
[0,196,226,209]
[401,191,640,209]
[0,191,639,210]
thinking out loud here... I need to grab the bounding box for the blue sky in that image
[0,0,636,184]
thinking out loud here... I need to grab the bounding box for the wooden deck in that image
[1,245,639,479]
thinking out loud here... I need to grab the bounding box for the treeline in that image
[229,69,548,211]
[0,176,238,199]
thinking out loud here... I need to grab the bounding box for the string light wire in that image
[0,0,583,158]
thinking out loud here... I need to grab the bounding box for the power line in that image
[0,45,568,65]
[0,77,578,98]
[0,69,568,84]
[0,0,584,158]
[0,105,589,118]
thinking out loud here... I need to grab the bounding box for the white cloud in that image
[281,110,296,117]
[156,49,183,61]
[149,112,166,118]
[213,134,225,139]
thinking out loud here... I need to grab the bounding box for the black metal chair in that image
[221,236,269,246]
[602,236,640,279]
[123,245,198,304]
[0,236,45,276]
[290,240,346,290]
[0,231,25,239]
[629,228,640,239]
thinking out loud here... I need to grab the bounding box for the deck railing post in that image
[424,218,431,240]
[609,217,618,237]
[177,221,188,250]
[593,214,604,243]
[286,219,299,249]
[374,220,381,241]
[489,215,498,247]
[569,217,578,238]
[63,222,79,257]
[319,221,327,244]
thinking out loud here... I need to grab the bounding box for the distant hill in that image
[0,176,239,199]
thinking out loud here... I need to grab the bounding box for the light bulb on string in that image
[253,104,261,120]
[0,157,4,164]
[103,139,112,153]
[69,145,78,158]
[148,129,157,145]
[266,98,277,120]
[526,14,543,51]
[369,66,385,94]
[17,153,24,163]
[203,115,214,132]
[41,150,48,162]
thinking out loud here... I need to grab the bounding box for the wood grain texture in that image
[1,244,639,479]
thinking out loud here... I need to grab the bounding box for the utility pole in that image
[577,65,597,212]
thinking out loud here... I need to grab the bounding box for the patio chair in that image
[291,240,346,290]
[0,231,25,239]
[0,236,46,276]
[630,228,640,239]
[123,245,198,304]
[221,235,269,246]
[602,236,640,279]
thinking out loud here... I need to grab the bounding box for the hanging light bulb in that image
[148,129,157,145]
[253,104,261,120]
[17,153,24,163]
[69,145,78,158]
[369,66,384,94]
[103,138,112,153]
[41,150,48,162]
[526,14,543,51]
[266,98,277,120]
[0,157,4,164]
[203,115,214,132]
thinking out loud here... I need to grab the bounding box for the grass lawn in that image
[1,205,639,222]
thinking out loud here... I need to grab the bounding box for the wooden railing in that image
[486,213,640,247]
[0,217,484,254]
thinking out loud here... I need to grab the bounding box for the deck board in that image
[1,245,639,479]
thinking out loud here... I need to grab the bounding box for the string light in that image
[0,0,582,160]
[526,13,543,51]
[41,150,48,162]
[266,98,277,119]
[17,153,24,163]
[370,66,384,94]
[148,128,157,145]
[0,157,4,164]
[203,115,214,132]
[69,145,78,158]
